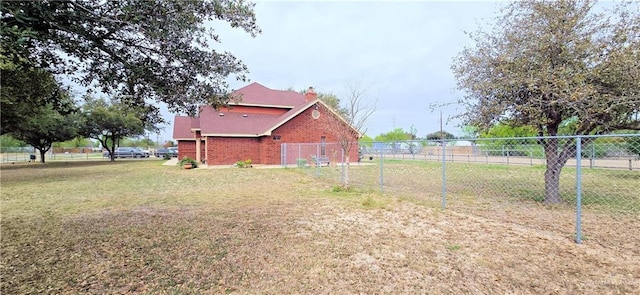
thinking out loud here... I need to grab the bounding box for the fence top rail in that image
[282,134,639,146]
[456,134,639,142]
[357,134,640,145]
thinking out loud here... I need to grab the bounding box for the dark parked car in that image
[133,147,150,158]
[154,148,178,158]
[103,147,146,158]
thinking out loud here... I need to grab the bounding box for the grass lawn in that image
[1,160,639,293]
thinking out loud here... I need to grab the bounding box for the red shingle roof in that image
[173,116,200,139]
[199,107,280,136]
[230,82,306,107]
[173,83,316,138]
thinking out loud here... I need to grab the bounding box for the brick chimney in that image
[305,86,317,102]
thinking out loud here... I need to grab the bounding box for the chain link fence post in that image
[379,149,384,193]
[341,148,345,184]
[441,139,446,210]
[575,136,583,244]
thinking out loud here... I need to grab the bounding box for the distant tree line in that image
[359,123,639,158]
[0,80,162,163]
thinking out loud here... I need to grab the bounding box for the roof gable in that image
[262,99,362,137]
[173,116,200,139]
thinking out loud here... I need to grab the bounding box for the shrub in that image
[178,157,198,168]
[235,159,252,168]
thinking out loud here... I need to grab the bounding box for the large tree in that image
[452,0,640,203]
[375,128,412,143]
[1,65,80,162]
[12,104,80,163]
[0,64,74,135]
[80,96,148,162]
[425,131,456,141]
[1,0,260,115]
[293,87,349,117]
[317,92,348,117]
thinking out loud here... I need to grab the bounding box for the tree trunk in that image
[543,137,562,203]
[39,149,46,163]
[542,137,576,204]
[110,141,116,162]
[343,154,350,189]
[544,163,562,203]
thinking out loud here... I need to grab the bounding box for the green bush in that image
[178,157,198,168]
[235,159,252,168]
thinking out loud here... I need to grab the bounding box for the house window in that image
[320,136,326,156]
[273,135,281,141]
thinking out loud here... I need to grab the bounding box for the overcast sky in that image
[158,1,505,142]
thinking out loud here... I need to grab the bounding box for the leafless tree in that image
[327,81,377,189]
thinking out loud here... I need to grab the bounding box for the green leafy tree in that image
[1,0,260,115]
[452,0,640,203]
[80,96,148,161]
[1,66,80,162]
[0,64,75,135]
[0,134,26,152]
[460,125,479,140]
[359,134,374,148]
[115,138,137,148]
[425,131,456,141]
[476,123,538,156]
[376,128,411,143]
[318,93,348,117]
[295,87,349,117]
[117,137,155,149]
[479,124,537,140]
[11,104,80,163]
[138,138,157,149]
[625,132,640,158]
[57,137,91,149]
[375,128,412,154]
[424,130,456,147]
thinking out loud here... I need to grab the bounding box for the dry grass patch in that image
[1,161,639,293]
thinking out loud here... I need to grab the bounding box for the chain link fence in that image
[282,134,640,250]
[1,151,107,163]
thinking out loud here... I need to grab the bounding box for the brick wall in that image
[202,104,359,165]
[259,136,279,164]
[200,140,206,162]
[206,137,261,165]
[178,141,196,160]
[272,104,359,164]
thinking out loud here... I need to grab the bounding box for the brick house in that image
[172,82,360,165]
